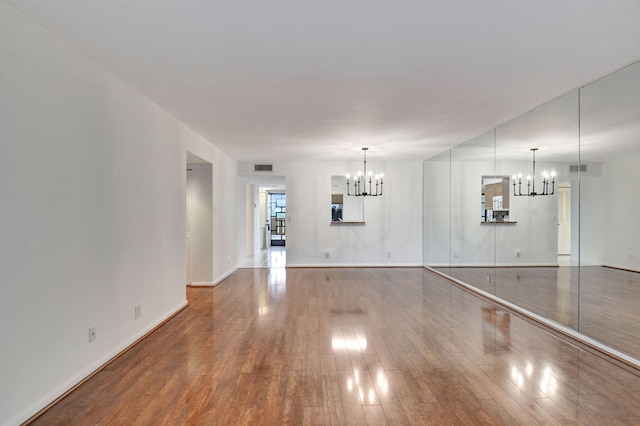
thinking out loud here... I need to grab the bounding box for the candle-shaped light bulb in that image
[550,171,556,178]
[526,175,531,181]
[374,174,380,180]
[346,173,351,179]
[379,172,384,179]
[357,170,363,177]
[517,173,522,179]
[368,170,373,177]
[542,171,549,179]
[512,174,517,180]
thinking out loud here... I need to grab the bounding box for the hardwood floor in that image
[443,266,640,359]
[31,268,640,425]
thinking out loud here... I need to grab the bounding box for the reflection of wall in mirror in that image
[482,177,510,222]
[332,176,364,222]
[581,157,640,271]
[331,194,343,221]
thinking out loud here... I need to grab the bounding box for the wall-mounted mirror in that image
[424,58,640,363]
[579,59,640,359]
[331,176,364,223]
[423,149,451,272]
[481,176,511,222]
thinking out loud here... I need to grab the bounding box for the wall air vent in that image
[569,164,588,173]
[254,164,273,172]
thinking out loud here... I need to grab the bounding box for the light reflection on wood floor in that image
[241,246,286,268]
[31,268,640,425]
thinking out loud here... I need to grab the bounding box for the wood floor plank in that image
[336,370,368,425]
[362,405,387,425]
[28,267,640,425]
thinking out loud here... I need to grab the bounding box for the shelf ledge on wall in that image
[330,221,365,225]
[480,221,517,225]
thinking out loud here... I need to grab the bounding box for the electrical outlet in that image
[89,327,96,343]
[516,250,521,258]
[629,253,635,261]
[325,251,330,258]
[486,275,491,283]
[227,256,231,264]
[134,304,141,319]
[387,251,392,258]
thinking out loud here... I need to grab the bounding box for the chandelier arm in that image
[531,149,536,196]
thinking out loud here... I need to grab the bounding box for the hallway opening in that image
[186,151,214,285]
[239,175,286,268]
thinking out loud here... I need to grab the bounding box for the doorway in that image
[268,192,286,246]
[186,152,214,285]
[186,168,193,284]
[240,177,286,268]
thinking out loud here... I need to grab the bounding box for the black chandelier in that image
[346,148,384,197]
[512,148,556,197]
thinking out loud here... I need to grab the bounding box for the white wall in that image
[0,5,238,424]
[240,160,423,266]
[450,160,496,265]
[186,163,213,283]
[581,157,640,271]
[242,182,261,259]
[259,189,268,249]
[423,155,451,266]
[253,185,261,254]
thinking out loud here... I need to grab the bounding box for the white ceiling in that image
[8,0,640,162]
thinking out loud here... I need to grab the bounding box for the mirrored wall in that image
[423,59,640,361]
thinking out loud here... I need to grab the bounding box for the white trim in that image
[213,266,238,286]
[602,264,640,274]
[287,263,422,268]
[425,263,559,268]
[190,282,216,287]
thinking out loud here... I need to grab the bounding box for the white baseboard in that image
[286,263,422,268]
[425,263,559,268]
[16,300,188,426]
[213,266,238,285]
[603,264,640,274]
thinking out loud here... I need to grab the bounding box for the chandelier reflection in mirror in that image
[512,148,556,197]
[346,147,384,197]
